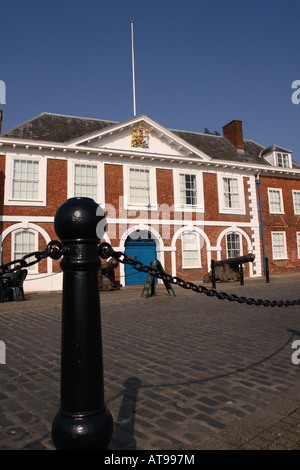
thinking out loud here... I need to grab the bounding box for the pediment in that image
[66,115,211,161]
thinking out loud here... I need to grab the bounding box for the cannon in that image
[204,253,255,286]
[98,257,121,291]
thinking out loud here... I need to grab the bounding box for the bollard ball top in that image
[54,197,106,241]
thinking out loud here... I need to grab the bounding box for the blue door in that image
[124,241,157,285]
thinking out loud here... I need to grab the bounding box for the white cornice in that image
[0,137,300,177]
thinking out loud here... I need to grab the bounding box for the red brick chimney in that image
[222,120,244,150]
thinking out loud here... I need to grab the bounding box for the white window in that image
[223,178,239,209]
[297,232,300,259]
[293,190,300,214]
[181,231,201,268]
[74,164,98,199]
[68,160,104,205]
[13,230,37,272]
[123,165,157,210]
[12,160,39,200]
[268,188,284,214]
[173,170,204,212]
[276,152,290,168]
[180,174,197,205]
[5,155,47,206]
[217,173,245,214]
[226,232,241,258]
[271,232,287,260]
[129,168,150,205]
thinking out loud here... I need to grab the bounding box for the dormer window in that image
[276,152,290,168]
[261,146,292,168]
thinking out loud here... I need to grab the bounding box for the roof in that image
[261,145,293,156]
[0,112,270,165]
[1,112,117,143]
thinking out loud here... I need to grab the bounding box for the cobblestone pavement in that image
[1,273,300,450]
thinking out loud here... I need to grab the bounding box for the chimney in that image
[222,120,244,150]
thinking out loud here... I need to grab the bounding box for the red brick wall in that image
[258,176,300,273]
[2,158,67,217]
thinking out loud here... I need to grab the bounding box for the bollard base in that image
[51,405,114,450]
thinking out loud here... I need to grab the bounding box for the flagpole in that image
[131,20,136,117]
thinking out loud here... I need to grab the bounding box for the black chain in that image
[0,240,63,278]
[2,240,299,308]
[98,242,300,308]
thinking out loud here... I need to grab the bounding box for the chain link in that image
[0,240,63,278]
[98,242,300,308]
[2,239,299,308]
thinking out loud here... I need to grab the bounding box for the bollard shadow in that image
[109,376,142,450]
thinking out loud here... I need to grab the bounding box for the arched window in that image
[181,231,201,268]
[226,232,241,258]
[13,230,37,271]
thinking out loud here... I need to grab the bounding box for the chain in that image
[0,240,63,278]
[2,239,299,308]
[98,242,300,308]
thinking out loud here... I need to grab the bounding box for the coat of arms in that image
[130,125,149,148]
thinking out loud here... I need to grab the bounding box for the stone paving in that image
[1,273,300,450]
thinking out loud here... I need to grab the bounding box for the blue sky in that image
[1,0,300,161]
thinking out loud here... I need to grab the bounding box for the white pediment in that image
[67,115,211,162]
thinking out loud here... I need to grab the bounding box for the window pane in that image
[182,231,200,267]
[269,189,282,213]
[294,191,300,214]
[223,178,239,208]
[226,233,241,258]
[277,153,290,168]
[180,174,197,205]
[74,164,98,200]
[272,232,286,259]
[297,233,300,259]
[14,231,35,271]
[12,160,39,200]
[129,168,150,204]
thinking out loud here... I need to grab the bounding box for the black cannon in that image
[98,257,121,291]
[204,253,255,287]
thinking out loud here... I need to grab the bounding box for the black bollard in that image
[265,257,270,283]
[239,263,244,286]
[211,259,216,289]
[51,197,114,450]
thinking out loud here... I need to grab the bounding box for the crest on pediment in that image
[130,125,149,148]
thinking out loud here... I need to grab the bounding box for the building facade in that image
[0,112,299,291]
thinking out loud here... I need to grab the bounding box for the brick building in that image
[0,111,299,291]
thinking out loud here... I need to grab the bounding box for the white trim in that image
[276,151,292,169]
[271,231,288,260]
[225,232,242,258]
[11,229,39,273]
[123,163,157,211]
[181,230,202,269]
[217,172,246,215]
[171,226,211,276]
[65,114,212,161]
[4,153,47,206]
[268,188,284,214]
[297,232,300,259]
[67,158,105,206]
[0,222,53,273]
[292,190,300,215]
[173,169,204,213]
